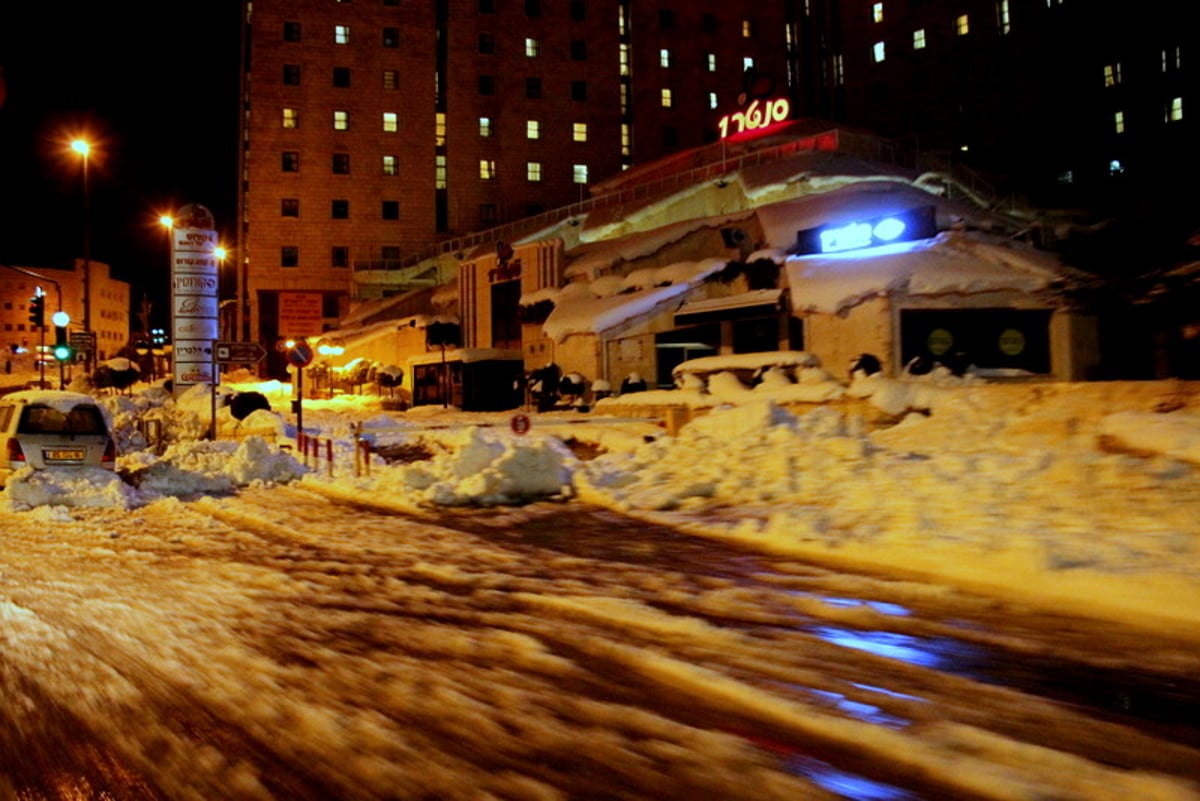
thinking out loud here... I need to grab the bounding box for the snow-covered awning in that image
[784,231,1066,315]
[674,289,785,325]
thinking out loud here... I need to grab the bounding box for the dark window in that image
[478,0,495,11]
[382,200,400,220]
[571,80,587,101]
[478,33,496,54]
[659,9,674,29]
[281,246,299,267]
[283,64,301,84]
[383,0,399,5]
[332,199,349,219]
[480,203,498,224]
[526,77,542,98]
[332,153,350,174]
[479,75,496,95]
[281,198,300,217]
[525,0,541,16]
[333,66,350,87]
[702,14,717,33]
[283,21,302,41]
[570,40,587,60]
[332,246,349,268]
[569,0,586,21]
[663,126,678,149]
[282,151,300,172]
[383,27,399,47]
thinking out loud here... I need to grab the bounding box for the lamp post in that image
[70,138,92,372]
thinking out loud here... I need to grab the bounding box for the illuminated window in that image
[834,54,844,84]
[873,41,885,63]
[573,164,589,184]
[744,56,756,72]
[335,25,350,44]
[382,155,397,175]
[661,88,673,107]
[620,83,628,114]
[619,44,630,76]
[383,70,399,90]
[382,112,398,132]
[572,122,588,142]
[1168,97,1183,122]
[708,92,718,109]
[621,123,631,157]
[1103,63,1122,87]
[997,0,1011,34]
[480,160,496,179]
[282,107,299,128]
[527,162,542,182]
[1109,159,1123,175]
[525,37,540,57]
[660,49,671,68]
[435,113,446,147]
[1114,110,1125,134]
[435,155,447,189]
[742,19,754,37]
[872,3,883,23]
[914,28,926,49]
[707,53,717,72]
[526,120,541,139]
[333,110,349,130]
[955,15,969,35]
[479,116,492,137]
[1162,46,1182,72]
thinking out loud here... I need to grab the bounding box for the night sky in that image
[0,5,242,323]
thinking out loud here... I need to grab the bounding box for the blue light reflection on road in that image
[812,626,945,669]
[812,689,910,729]
[787,757,923,801]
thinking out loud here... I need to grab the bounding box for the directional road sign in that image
[215,341,268,364]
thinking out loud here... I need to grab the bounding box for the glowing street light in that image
[70,138,92,370]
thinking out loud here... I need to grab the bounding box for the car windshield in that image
[17,404,108,436]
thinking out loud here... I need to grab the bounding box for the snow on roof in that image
[542,283,693,343]
[406,348,522,366]
[675,288,783,317]
[785,231,1066,315]
[1,389,101,412]
[672,350,820,377]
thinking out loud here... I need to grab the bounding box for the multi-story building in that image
[238,0,1195,375]
[0,260,130,365]
[237,0,795,366]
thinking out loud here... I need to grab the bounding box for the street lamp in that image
[70,138,92,372]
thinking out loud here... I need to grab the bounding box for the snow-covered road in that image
[2,484,1198,800]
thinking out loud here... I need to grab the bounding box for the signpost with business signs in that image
[170,204,220,394]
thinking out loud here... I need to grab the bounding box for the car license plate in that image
[44,449,85,462]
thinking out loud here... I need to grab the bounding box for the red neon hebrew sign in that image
[717,97,791,139]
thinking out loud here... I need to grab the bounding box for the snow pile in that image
[3,466,141,510]
[314,427,578,508]
[129,437,307,498]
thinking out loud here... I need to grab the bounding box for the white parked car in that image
[0,390,116,487]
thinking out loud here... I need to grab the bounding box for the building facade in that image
[237,0,796,370]
[0,260,130,365]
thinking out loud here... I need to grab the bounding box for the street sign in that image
[287,341,315,368]
[69,331,96,355]
[215,341,267,364]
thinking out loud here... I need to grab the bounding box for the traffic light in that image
[53,326,72,362]
[28,295,45,327]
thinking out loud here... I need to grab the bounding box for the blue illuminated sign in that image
[794,205,938,256]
